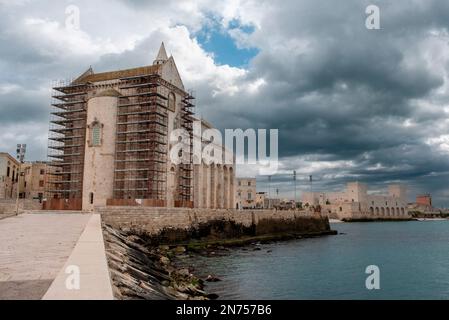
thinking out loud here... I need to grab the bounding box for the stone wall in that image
[98,206,330,237]
[0,199,42,214]
[321,203,411,221]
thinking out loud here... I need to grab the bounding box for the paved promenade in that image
[0,213,91,299]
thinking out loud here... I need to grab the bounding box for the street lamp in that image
[15,171,25,215]
[15,144,26,215]
[293,170,297,209]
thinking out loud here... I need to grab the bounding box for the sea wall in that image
[98,207,332,242]
[321,203,411,221]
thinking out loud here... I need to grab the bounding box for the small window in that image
[40,169,45,175]
[39,180,44,187]
[91,122,102,147]
[6,167,10,177]
[90,192,94,204]
[248,181,251,186]
[248,193,252,200]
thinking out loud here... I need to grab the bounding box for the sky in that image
[0,0,448,206]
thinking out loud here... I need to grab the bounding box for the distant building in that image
[0,152,19,199]
[18,162,48,201]
[255,192,266,209]
[277,199,296,210]
[408,194,436,214]
[264,198,280,209]
[235,178,256,209]
[302,182,410,220]
[416,194,432,207]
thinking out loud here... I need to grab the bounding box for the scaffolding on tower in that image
[45,79,89,210]
[176,90,195,207]
[112,74,169,206]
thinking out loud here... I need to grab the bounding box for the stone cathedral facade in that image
[46,43,235,211]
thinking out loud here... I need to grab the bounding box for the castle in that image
[302,182,410,220]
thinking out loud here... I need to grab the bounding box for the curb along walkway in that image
[43,214,114,300]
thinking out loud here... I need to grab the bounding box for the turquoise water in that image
[198,221,449,299]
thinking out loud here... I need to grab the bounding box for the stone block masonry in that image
[98,207,332,239]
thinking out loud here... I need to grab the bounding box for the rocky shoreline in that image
[102,223,336,300]
[102,224,215,299]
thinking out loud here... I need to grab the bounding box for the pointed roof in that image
[153,42,168,65]
[72,66,94,83]
[72,64,161,84]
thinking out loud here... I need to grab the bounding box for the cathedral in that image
[46,43,235,211]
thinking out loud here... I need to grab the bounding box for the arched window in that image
[90,121,102,147]
[168,92,176,112]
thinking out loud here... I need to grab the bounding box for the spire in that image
[153,42,168,65]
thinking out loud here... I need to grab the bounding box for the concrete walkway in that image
[43,214,114,300]
[0,213,91,299]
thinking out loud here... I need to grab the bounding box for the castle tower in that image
[388,185,407,203]
[346,182,367,203]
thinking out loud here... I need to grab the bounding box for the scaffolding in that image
[113,74,169,203]
[46,80,88,208]
[177,91,195,206]
[45,70,196,209]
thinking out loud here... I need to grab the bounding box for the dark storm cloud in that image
[0,88,49,124]
[194,1,449,206]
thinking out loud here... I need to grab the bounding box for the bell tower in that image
[153,42,168,65]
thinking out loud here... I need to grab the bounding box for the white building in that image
[235,178,256,209]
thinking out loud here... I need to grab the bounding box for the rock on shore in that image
[102,224,213,300]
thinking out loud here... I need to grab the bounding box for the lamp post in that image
[268,175,272,198]
[15,171,25,215]
[15,144,26,215]
[293,170,297,209]
[268,175,272,208]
